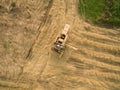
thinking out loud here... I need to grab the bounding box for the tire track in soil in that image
[36,0,83,90]
[26,0,53,59]
[16,0,70,89]
[14,0,54,89]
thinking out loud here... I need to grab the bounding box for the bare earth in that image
[0,0,120,90]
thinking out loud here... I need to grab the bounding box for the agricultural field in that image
[0,0,120,90]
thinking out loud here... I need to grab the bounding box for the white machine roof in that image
[62,24,70,35]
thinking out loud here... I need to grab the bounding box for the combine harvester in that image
[53,24,70,57]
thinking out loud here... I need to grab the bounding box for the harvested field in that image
[0,0,120,90]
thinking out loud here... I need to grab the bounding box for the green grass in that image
[78,0,105,20]
[78,0,120,26]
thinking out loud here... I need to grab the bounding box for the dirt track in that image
[23,0,78,77]
[0,0,120,90]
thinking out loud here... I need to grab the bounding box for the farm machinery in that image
[53,24,70,54]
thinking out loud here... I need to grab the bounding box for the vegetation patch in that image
[78,0,120,27]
